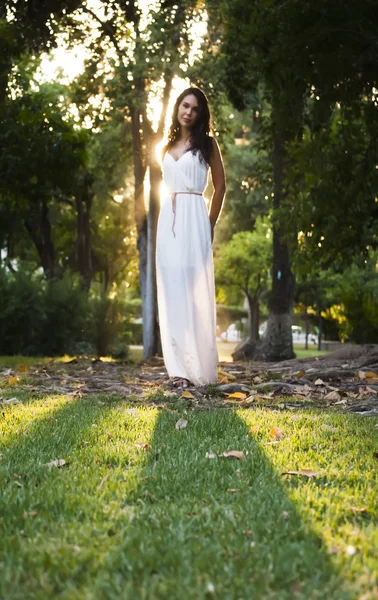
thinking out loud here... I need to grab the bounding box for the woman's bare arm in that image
[208,137,226,238]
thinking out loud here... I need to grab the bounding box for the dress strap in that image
[171,191,203,237]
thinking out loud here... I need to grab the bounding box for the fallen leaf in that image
[23,511,37,518]
[243,530,253,537]
[8,377,19,384]
[222,450,246,461]
[327,546,340,555]
[346,545,356,556]
[314,378,325,386]
[295,370,305,378]
[127,408,137,414]
[175,418,188,430]
[226,392,247,399]
[17,364,29,372]
[206,452,217,459]
[45,459,67,468]
[282,511,289,519]
[281,468,319,478]
[2,397,20,405]
[97,474,109,489]
[250,425,260,434]
[134,442,151,450]
[270,426,284,439]
[357,370,378,382]
[227,488,240,493]
[181,390,194,399]
[264,440,281,446]
[322,424,337,432]
[324,391,341,401]
[349,506,368,514]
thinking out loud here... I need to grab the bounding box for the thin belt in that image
[171,190,203,237]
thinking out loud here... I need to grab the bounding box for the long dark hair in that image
[165,87,214,165]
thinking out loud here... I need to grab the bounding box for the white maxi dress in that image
[156,149,218,385]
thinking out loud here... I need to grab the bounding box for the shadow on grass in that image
[0,399,351,599]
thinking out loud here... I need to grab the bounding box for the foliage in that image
[215,217,272,295]
[0,268,134,356]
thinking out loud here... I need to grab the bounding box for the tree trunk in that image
[143,159,161,357]
[75,177,94,291]
[246,291,260,342]
[305,306,309,350]
[24,200,56,279]
[262,121,295,361]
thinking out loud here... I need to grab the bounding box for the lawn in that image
[1,387,377,599]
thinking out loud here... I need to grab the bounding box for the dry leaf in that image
[97,474,109,489]
[250,425,260,434]
[324,391,341,401]
[264,440,281,446]
[23,510,36,517]
[17,364,29,372]
[357,370,378,382]
[346,545,356,556]
[295,370,305,378]
[349,506,368,514]
[2,397,20,405]
[271,427,283,439]
[175,418,188,430]
[281,468,319,478]
[227,488,240,493]
[222,450,246,461]
[314,378,325,386]
[226,392,247,399]
[45,459,67,468]
[206,452,217,459]
[243,530,253,537]
[322,424,337,432]
[134,442,151,450]
[181,390,194,399]
[8,377,19,384]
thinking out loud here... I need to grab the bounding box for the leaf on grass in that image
[97,474,109,490]
[281,468,319,478]
[134,442,152,450]
[270,426,283,439]
[175,418,188,430]
[181,390,194,399]
[250,425,260,434]
[222,450,246,461]
[346,545,356,556]
[45,459,67,468]
[17,364,29,373]
[264,440,281,446]
[2,397,20,405]
[226,392,247,399]
[227,488,240,493]
[243,530,253,537]
[206,452,217,459]
[23,511,37,518]
[322,424,337,432]
[314,378,325,386]
[8,377,19,384]
[349,506,369,514]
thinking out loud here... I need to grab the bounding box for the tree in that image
[215,217,272,342]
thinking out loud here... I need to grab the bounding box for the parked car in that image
[220,323,242,342]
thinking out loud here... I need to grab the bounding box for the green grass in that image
[1,394,378,599]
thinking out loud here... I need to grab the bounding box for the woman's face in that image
[177,94,199,128]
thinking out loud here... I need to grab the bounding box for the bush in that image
[0,268,133,357]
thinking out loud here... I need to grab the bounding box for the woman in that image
[156,87,226,388]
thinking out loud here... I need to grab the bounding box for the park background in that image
[1,2,378,599]
[2,0,378,363]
